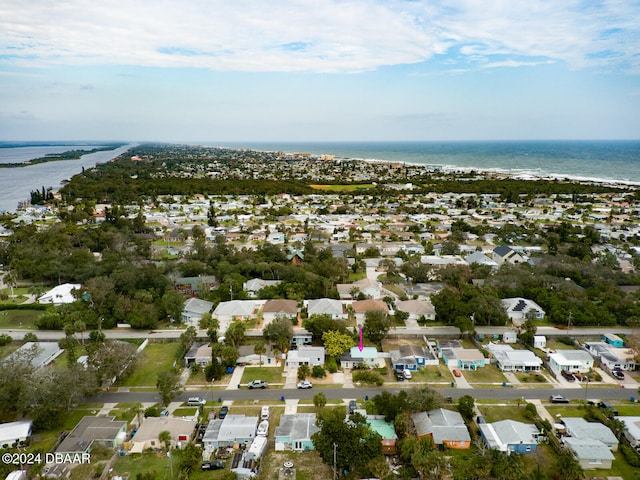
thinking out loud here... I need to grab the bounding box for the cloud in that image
[0,0,637,73]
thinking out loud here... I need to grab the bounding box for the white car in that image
[297,380,313,389]
[402,370,412,380]
[257,420,269,436]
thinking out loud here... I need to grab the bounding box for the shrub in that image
[312,365,326,378]
[144,405,160,417]
[0,334,12,346]
[353,371,384,386]
[620,444,640,467]
[326,357,337,373]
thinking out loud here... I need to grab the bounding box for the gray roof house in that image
[243,278,282,298]
[561,418,619,451]
[411,409,471,449]
[618,416,640,448]
[181,297,214,327]
[286,346,325,368]
[305,298,346,320]
[479,420,540,454]
[395,300,436,321]
[465,251,499,270]
[275,413,319,451]
[128,417,197,453]
[55,416,127,455]
[4,342,64,369]
[202,415,259,450]
[563,437,614,470]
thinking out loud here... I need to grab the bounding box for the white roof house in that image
[618,416,640,447]
[549,350,594,374]
[501,298,545,326]
[479,420,540,454]
[395,300,436,320]
[243,279,282,298]
[0,420,32,448]
[129,417,197,453]
[202,415,259,450]
[561,418,618,451]
[4,342,64,369]
[212,300,258,323]
[38,283,81,304]
[465,251,499,270]
[305,298,346,319]
[181,297,213,327]
[286,346,325,368]
[563,438,615,470]
[486,343,542,372]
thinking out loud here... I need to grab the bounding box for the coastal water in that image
[0,144,134,212]
[218,140,640,185]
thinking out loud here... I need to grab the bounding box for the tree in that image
[263,315,294,352]
[313,391,327,410]
[312,409,383,476]
[372,390,408,422]
[458,395,475,421]
[225,320,246,348]
[88,340,138,388]
[156,370,182,407]
[160,288,185,322]
[303,314,348,340]
[254,341,266,367]
[205,356,224,381]
[220,344,239,367]
[363,310,392,344]
[297,364,311,381]
[406,387,443,413]
[322,330,355,358]
[159,430,171,452]
[177,442,202,477]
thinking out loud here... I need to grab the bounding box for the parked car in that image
[187,397,206,406]
[597,401,619,416]
[218,406,229,419]
[297,380,313,389]
[257,420,269,437]
[160,408,170,417]
[561,370,575,382]
[201,460,224,470]
[248,380,268,389]
[261,406,270,420]
[394,370,405,381]
[349,400,357,414]
[549,395,569,404]
[611,370,624,380]
[453,369,461,377]
[402,369,412,380]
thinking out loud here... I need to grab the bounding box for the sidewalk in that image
[226,366,245,391]
[528,398,556,426]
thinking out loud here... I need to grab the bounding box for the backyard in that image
[121,342,181,387]
[240,365,286,386]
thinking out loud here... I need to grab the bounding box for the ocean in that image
[215,140,640,185]
[0,140,638,213]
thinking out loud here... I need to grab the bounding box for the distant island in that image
[0,144,125,168]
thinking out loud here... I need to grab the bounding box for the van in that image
[187,397,206,406]
[261,406,270,420]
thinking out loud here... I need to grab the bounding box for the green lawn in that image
[545,405,587,418]
[240,365,285,385]
[515,372,550,384]
[461,365,508,384]
[598,451,640,480]
[478,405,535,423]
[121,342,181,387]
[0,309,44,329]
[172,407,198,416]
[411,365,454,382]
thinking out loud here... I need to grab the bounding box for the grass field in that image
[240,365,285,385]
[411,365,454,382]
[121,342,180,387]
[0,309,43,329]
[461,365,508,384]
[478,405,534,423]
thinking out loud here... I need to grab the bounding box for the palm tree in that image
[254,341,266,367]
[159,430,172,453]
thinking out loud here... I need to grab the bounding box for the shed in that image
[603,333,624,348]
[533,336,546,349]
[503,331,517,344]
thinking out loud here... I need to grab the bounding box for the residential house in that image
[352,299,389,326]
[618,416,640,448]
[366,416,398,455]
[440,347,486,370]
[340,347,381,369]
[603,333,624,348]
[533,336,547,349]
[411,409,471,449]
[479,420,540,454]
[38,283,81,305]
[202,415,259,450]
[464,251,499,270]
[4,342,64,369]
[128,417,197,453]
[55,416,127,456]
[561,418,619,451]
[243,278,282,298]
[501,298,545,326]
[563,438,614,470]
[493,245,524,265]
[305,298,346,320]
[390,344,438,371]
[212,300,258,324]
[503,331,518,344]
[549,350,594,374]
[486,343,543,372]
[237,344,277,366]
[337,278,383,300]
[291,328,313,348]
[585,341,637,371]
[173,275,217,296]
[262,299,298,324]
[395,299,436,321]
[275,413,319,451]
[286,346,325,369]
[0,420,32,449]
[180,298,214,327]
[184,343,212,367]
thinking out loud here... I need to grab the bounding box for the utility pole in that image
[333,442,337,480]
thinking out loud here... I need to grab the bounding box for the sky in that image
[0,0,639,142]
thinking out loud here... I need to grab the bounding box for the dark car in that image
[549,395,569,404]
[394,370,405,381]
[218,406,229,419]
[597,401,619,416]
[561,370,575,382]
[348,400,357,415]
[201,460,224,470]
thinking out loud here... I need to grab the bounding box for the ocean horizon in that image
[0,140,638,212]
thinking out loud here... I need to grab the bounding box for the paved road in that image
[0,325,633,341]
[89,385,638,405]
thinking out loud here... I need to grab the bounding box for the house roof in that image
[396,300,435,316]
[263,299,298,314]
[183,297,214,315]
[56,416,126,454]
[213,300,257,317]
[133,417,197,442]
[618,416,640,442]
[205,415,259,443]
[481,420,539,448]
[275,414,319,442]
[411,409,470,444]
[367,418,397,441]
[243,278,281,292]
[564,438,615,461]
[493,245,514,257]
[465,251,498,266]
[352,299,389,314]
[4,342,64,369]
[38,283,81,304]
[550,350,594,364]
[398,344,427,358]
[0,420,32,445]
[501,297,545,315]
[306,298,344,316]
[562,418,618,446]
